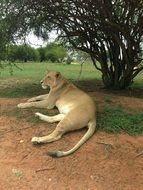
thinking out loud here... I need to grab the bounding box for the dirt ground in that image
[0,91,143,190]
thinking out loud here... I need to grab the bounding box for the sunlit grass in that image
[0,61,142,98]
[0,62,101,81]
[132,70,143,89]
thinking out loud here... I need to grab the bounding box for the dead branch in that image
[96,141,113,147]
[135,150,143,158]
[35,167,55,173]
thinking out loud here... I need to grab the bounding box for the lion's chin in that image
[42,85,48,89]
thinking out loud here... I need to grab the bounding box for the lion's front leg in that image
[27,94,48,102]
[17,100,49,109]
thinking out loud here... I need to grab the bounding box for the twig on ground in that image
[135,150,143,158]
[35,167,55,173]
[96,141,114,158]
[96,141,113,147]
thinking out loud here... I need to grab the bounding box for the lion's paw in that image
[27,98,35,102]
[17,103,27,108]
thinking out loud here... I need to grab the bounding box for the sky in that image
[25,31,57,48]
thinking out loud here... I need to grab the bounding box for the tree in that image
[45,43,67,63]
[7,44,40,62]
[1,0,143,89]
[37,47,46,62]
[37,43,67,62]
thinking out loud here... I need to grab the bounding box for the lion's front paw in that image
[27,98,36,102]
[17,103,28,108]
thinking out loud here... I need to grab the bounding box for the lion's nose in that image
[40,80,43,84]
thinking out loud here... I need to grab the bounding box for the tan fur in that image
[17,71,96,157]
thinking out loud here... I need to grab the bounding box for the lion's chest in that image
[56,100,73,114]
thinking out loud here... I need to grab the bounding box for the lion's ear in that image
[55,72,60,78]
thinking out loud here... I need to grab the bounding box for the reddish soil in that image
[0,92,143,190]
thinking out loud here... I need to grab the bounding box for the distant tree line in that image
[7,44,39,62]
[3,43,67,63]
[38,43,67,62]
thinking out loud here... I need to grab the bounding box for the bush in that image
[37,47,46,62]
[45,43,67,63]
[7,44,40,62]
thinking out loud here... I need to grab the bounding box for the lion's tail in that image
[47,120,96,158]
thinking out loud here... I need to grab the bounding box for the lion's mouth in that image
[42,84,48,89]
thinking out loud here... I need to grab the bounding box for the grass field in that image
[0,62,101,81]
[0,62,143,135]
[0,62,101,97]
[1,61,142,85]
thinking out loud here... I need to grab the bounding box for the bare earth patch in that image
[0,93,143,190]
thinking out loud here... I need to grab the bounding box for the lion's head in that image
[40,71,63,89]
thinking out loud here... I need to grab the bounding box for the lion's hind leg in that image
[31,114,70,144]
[27,94,48,102]
[46,108,96,158]
[31,123,65,144]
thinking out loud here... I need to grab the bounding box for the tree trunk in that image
[101,65,137,90]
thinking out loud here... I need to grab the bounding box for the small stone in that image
[20,140,24,143]
[90,175,94,180]
[48,178,52,181]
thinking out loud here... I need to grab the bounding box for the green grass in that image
[97,106,143,135]
[0,61,142,97]
[131,70,143,89]
[0,62,101,97]
[0,61,142,85]
[0,62,101,81]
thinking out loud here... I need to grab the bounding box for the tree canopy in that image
[8,44,40,62]
[1,0,143,89]
[45,43,67,62]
